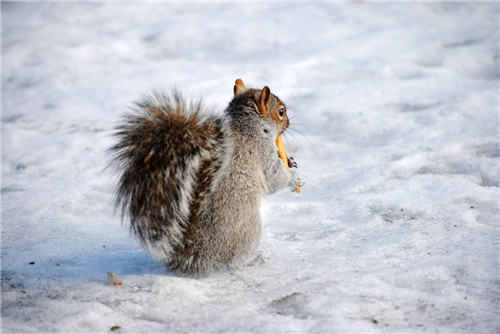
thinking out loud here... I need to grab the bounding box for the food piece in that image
[276,134,291,171]
[107,272,122,286]
[275,134,300,193]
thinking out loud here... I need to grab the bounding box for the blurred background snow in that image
[2,2,499,333]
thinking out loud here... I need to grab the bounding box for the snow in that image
[2,2,499,333]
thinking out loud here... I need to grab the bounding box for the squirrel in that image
[109,79,304,275]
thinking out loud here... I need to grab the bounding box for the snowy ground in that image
[2,2,499,333]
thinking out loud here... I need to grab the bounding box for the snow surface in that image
[2,2,499,333]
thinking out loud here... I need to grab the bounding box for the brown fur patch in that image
[172,122,224,266]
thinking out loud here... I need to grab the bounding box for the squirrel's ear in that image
[258,86,271,117]
[234,78,248,96]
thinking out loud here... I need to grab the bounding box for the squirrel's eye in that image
[278,108,285,119]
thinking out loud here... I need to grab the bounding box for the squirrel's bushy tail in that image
[109,91,222,261]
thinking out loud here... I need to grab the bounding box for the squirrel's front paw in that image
[288,169,305,192]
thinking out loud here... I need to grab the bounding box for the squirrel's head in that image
[229,78,290,136]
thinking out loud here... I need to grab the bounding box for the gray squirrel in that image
[109,79,305,275]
